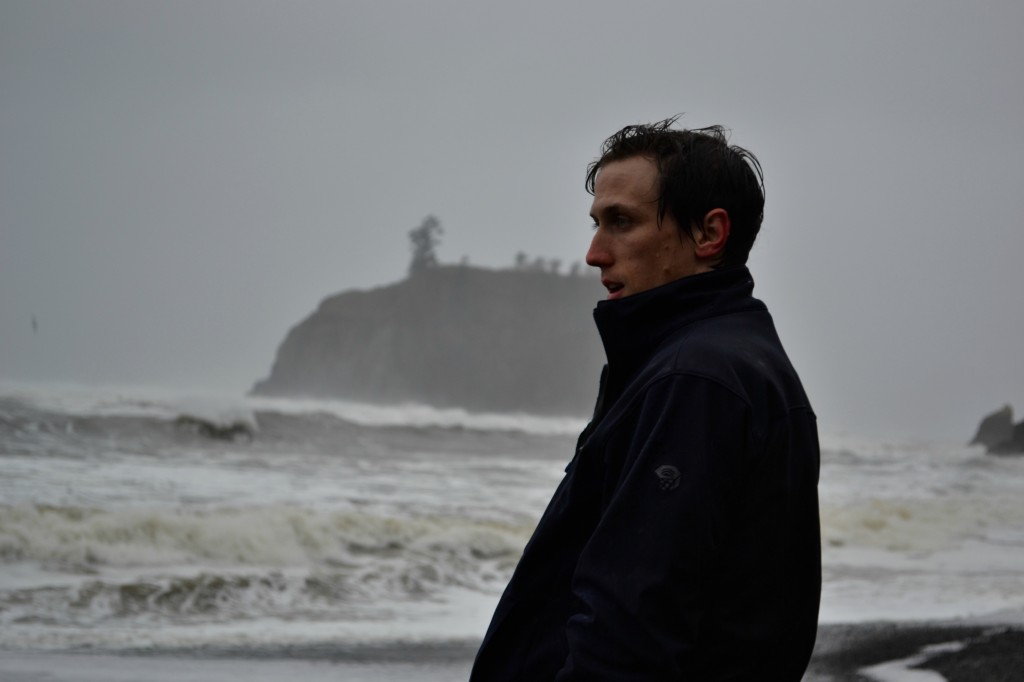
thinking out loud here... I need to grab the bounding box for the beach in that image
[808,621,1024,681]
[2,622,1023,681]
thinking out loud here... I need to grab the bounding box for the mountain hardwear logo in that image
[654,465,681,491]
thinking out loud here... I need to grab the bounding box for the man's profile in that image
[470,118,821,681]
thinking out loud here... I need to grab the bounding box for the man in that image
[470,118,821,680]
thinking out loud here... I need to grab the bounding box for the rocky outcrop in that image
[252,265,607,415]
[970,405,1024,454]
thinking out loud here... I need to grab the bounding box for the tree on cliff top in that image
[408,215,443,276]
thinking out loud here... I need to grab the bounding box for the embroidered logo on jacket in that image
[654,465,681,491]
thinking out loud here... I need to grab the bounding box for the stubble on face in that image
[587,156,699,299]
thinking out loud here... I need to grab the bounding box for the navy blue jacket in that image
[470,266,821,681]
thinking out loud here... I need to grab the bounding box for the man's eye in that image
[590,215,630,230]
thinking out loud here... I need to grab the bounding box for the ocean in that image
[1,380,1023,681]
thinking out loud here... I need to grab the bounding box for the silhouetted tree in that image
[408,215,443,276]
[514,252,528,270]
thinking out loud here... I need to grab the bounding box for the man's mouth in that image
[603,280,624,299]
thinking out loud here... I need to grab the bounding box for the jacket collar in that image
[593,265,761,377]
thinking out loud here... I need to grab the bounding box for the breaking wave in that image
[0,503,529,571]
[0,380,587,439]
[0,503,528,647]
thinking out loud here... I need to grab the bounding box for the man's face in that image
[586,156,700,300]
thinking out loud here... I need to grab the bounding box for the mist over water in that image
[3,1,1023,440]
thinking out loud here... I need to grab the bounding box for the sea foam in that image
[0,504,530,571]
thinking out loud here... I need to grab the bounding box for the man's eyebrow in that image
[590,202,632,219]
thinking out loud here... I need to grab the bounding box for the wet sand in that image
[1,622,1021,681]
[807,622,1024,681]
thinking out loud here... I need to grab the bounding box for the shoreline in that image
[808,621,1024,681]
[1,621,1022,681]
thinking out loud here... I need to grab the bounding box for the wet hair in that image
[585,116,765,267]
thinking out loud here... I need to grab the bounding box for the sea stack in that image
[970,405,1024,455]
[252,265,607,415]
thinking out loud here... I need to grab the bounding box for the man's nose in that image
[586,231,611,268]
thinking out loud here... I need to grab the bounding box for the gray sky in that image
[2,0,1022,439]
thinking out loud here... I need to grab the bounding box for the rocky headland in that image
[252,265,607,416]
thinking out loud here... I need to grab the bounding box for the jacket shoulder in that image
[648,309,813,418]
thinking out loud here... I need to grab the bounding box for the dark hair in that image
[585,116,765,267]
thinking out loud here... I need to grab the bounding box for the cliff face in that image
[252,265,608,416]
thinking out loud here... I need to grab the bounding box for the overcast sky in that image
[2,0,1022,440]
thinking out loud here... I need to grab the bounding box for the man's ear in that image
[694,208,730,261]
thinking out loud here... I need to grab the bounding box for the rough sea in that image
[2,380,1023,680]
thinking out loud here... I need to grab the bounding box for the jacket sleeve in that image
[555,373,751,680]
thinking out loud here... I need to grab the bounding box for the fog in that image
[2,0,1022,439]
